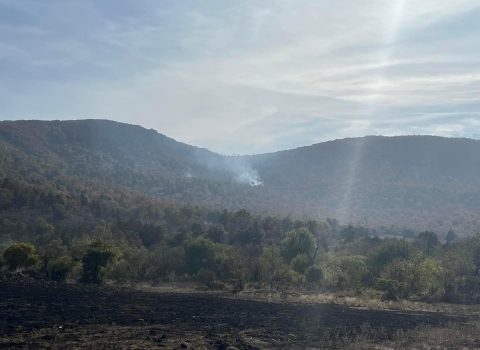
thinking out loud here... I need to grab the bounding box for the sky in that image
[0,0,479,155]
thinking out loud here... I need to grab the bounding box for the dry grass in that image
[278,322,480,349]
[139,281,480,317]
[346,322,480,349]
[227,288,480,316]
[137,282,480,348]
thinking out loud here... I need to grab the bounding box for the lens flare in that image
[336,0,406,223]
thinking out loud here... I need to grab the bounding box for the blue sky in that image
[1,0,479,154]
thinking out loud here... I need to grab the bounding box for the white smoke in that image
[192,148,264,187]
[236,168,263,186]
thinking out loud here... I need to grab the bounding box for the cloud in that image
[0,0,479,154]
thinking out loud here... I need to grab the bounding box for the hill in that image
[1,119,480,235]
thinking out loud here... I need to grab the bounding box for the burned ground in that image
[0,280,468,349]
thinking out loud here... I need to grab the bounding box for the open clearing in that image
[0,280,472,349]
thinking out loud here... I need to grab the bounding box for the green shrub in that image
[375,278,404,300]
[184,237,216,275]
[280,227,315,263]
[108,259,133,284]
[81,238,122,284]
[290,254,311,274]
[306,265,324,283]
[49,256,75,282]
[274,268,306,285]
[3,243,40,270]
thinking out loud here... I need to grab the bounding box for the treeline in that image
[2,178,480,303]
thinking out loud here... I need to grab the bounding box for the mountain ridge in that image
[1,119,480,235]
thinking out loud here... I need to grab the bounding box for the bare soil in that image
[0,279,468,349]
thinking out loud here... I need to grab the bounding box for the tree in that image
[280,227,316,263]
[290,254,311,274]
[415,231,440,255]
[401,229,416,239]
[235,222,263,245]
[367,240,417,278]
[254,246,285,283]
[33,217,55,246]
[206,224,227,243]
[3,242,40,270]
[339,225,369,244]
[37,239,67,278]
[49,256,75,282]
[191,223,205,237]
[377,255,442,300]
[438,243,475,300]
[138,224,164,248]
[305,265,323,283]
[326,218,339,232]
[184,237,216,275]
[282,217,293,233]
[81,238,122,284]
[211,245,247,289]
[148,244,185,281]
[326,255,368,290]
[445,229,458,244]
[467,235,480,276]
[109,246,150,284]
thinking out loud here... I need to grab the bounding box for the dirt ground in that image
[0,279,469,349]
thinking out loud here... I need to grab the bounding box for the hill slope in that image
[1,119,480,235]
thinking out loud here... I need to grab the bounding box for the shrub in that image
[196,268,217,289]
[3,243,40,270]
[184,237,216,275]
[81,238,122,284]
[375,278,404,300]
[290,254,311,274]
[306,265,324,283]
[280,227,315,263]
[49,256,75,282]
[108,259,133,284]
[147,245,185,281]
[274,267,306,285]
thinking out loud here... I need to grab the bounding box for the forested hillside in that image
[3,176,480,304]
[1,119,480,235]
[251,136,480,234]
[3,121,480,302]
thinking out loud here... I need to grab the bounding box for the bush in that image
[375,278,404,300]
[81,238,122,284]
[335,255,368,289]
[306,265,323,283]
[3,243,40,270]
[378,256,443,300]
[367,240,418,278]
[206,224,228,243]
[184,237,216,275]
[274,268,306,285]
[280,227,315,263]
[196,268,217,289]
[290,254,311,274]
[49,256,75,282]
[147,245,185,282]
[108,259,133,284]
[255,246,285,283]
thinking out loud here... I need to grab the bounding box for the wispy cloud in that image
[0,0,479,154]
